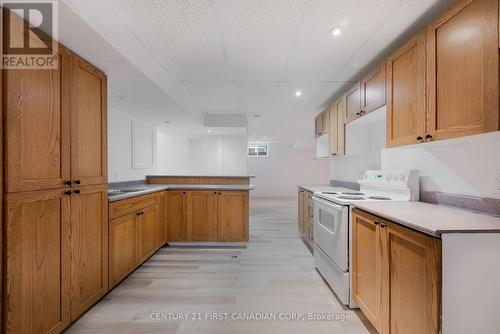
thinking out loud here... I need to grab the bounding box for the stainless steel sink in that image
[108,188,147,196]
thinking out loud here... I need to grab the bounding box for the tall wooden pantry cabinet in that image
[2,11,108,334]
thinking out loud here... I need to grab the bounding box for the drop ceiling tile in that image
[210,0,306,81]
[274,82,329,112]
[183,81,236,110]
[233,81,280,110]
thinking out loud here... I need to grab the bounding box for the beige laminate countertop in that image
[298,184,353,193]
[109,184,255,202]
[353,201,500,237]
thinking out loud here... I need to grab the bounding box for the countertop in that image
[146,175,255,178]
[109,184,256,202]
[353,201,500,237]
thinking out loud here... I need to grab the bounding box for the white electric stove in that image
[312,170,419,307]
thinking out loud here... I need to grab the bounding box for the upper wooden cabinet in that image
[71,56,108,186]
[329,96,346,156]
[426,0,499,142]
[345,82,361,123]
[386,31,427,147]
[4,189,71,334]
[70,184,108,320]
[187,191,218,241]
[4,46,72,193]
[352,209,441,334]
[361,63,386,114]
[315,109,329,137]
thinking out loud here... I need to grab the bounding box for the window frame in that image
[248,145,269,158]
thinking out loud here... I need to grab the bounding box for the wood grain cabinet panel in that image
[109,213,136,288]
[136,205,158,263]
[4,189,71,334]
[187,191,218,241]
[217,191,249,242]
[167,191,187,242]
[361,63,386,113]
[70,185,108,320]
[328,104,339,157]
[156,191,168,247]
[352,210,383,332]
[345,82,361,123]
[426,0,499,141]
[382,222,441,334]
[70,57,107,187]
[386,31,427,147]
[4,45,71,192]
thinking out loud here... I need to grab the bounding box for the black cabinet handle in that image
[374,221,380,225]
[214,192,217,194]
[416,135,423,141]
[136,212,141,216]
[74,180,81,185]
[64,180,72,186]
[425,133,433,140]
[64,191,72,195]
[218,192,221,195]
[73,190,80,194]
[380,223,387,228]
[141,211,144,215]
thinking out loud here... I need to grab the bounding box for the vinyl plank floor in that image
[66,198,376,334]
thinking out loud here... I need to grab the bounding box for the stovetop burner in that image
[341,192,365,196]
[337,195,365,200]
[368,196,392,200]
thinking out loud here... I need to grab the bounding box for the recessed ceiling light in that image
[295,91,302,97]
[207,129,211,133]
[164,120,170,124]
[331,26,342,37]
[253,114,261,118]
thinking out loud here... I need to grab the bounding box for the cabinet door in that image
[109,213,137,288]
[361,62,386,113]
[321,110,329,134]
[187,191,218,241]
[345,82,361,123]
[136,205,158,263]
[426,0,499,141]
[167,191,186,241]
[315,116,322,137]
[70,56,107,186]
[336,97,346,155]
[386,31,427,147]
[70,184,108,320]
[4,44,71,192]
[383,222,441,334]
[351,209,383,332]
[156,191,168,247]
[5,189,71,334]
[329,104,338,156]
[217,191,249,242]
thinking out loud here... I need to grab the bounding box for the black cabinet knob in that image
[64,191,72,195]
[75,180,81,185]
[73,189,80,194]
[64,180,72,186]
[416,135,423,141]
[425,133,433,139]
[136,212,141,216]
[374,221,380,225]
[380,223,387,228]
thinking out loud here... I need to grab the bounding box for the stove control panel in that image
[360,170,416,186]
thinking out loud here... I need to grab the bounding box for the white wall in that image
[330,118,386,182]
[108,108,158,182]
[381,131,500,199]
[156,131,189,174]
[248,143,330,198]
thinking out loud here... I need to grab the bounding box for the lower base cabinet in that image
[217,191,249,242]
[186,191,218,241]
[109,213,137,287]
[352,208,441,334]
[136,204,159,263]
[298,188,314,253]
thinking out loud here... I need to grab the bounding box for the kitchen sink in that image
[108,188,147,196]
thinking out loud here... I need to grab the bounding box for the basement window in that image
[248,145,269,157]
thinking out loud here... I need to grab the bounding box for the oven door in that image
[313,196,348,271]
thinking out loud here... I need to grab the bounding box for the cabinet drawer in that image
[109,194,157,219]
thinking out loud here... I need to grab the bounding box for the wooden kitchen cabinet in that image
[4,189,71,334]
[315,109,329,137]
[329,96,346,156]
[386,31,427,147]
[109,212,137,288]
[352,209,383,332]
[70,184,108,320]
[344,82,361,123]
[361,62,386,113]
[4,44,72,193]
[70,56,107,187]
[328,104,339,156]
[136,204,159,263]
[187,191,218,241]
[426,0,499,142]
[167,191,187,241]
[297,188,314,253]
[156,191,168,246]
[352,208,441,334]
[217,191,249,242]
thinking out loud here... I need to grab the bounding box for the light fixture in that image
[331,26,342,37]
[207,129,211,133]
[295,91,302,97]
